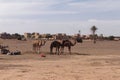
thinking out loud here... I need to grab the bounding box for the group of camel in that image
[32,38,83,55]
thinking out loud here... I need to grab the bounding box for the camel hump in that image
[62,39,71,44]
[51,40,60,44]
[33,40,39,44]
[33,39,46,43]
[38,39,46,46]
[51,40,62,46]
[56,40,62,44]
[62,39,76,46]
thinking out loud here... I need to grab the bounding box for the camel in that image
[61,39,82,54]
[32,39,46,53]
[50,40,62,55]
[50,38,83,55]
[0,45,9,54]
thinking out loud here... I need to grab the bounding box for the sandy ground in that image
[0,39,120,80]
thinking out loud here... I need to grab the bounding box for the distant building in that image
[24,33,32,39]
[54,33,69,40]
[34,33,40,39]
[114,36,120,41]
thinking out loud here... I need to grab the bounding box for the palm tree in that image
[91,25,98,43]
[78,30,81,35]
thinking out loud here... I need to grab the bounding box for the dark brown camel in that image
[33,40,46,53]
[50,40,62,55]
[61,39,82,54]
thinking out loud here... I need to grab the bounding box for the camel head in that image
[76,37,83,43]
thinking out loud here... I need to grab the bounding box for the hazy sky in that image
[0,0,120,36]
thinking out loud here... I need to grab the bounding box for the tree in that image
[78,30,81,35]
[91,25,98,43]
[108,36,114,40]
[12,33,22,40]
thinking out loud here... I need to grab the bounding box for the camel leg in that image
[58,47,60,55]
[55,48,57,55]
[36,47,39,54]
[35,47,37,53]
[55,46,58,55]
[68,46,71,54]
[61,46,64,54]
[33,45,36,53]
[37,47,40,54]
[57,47,61,55]
[50,47,53,54]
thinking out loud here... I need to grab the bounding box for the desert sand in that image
[0,39,120,80]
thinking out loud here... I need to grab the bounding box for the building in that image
[24,33,32,39]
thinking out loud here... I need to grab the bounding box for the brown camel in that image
[50,40,62,55]
[61,39,82,54]
[33,39,46,53]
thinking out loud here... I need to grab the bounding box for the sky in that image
[0,0,120,36]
